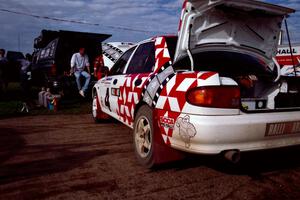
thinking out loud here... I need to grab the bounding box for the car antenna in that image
[187,23,194,71]
[284,18,297,77]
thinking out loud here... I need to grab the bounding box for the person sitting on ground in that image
[70,47,91,97]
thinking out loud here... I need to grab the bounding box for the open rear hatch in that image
[175,0,295,64]
[174,0,297,112]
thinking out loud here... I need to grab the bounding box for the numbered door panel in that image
[100,42,156,126]
[99,46,136,118]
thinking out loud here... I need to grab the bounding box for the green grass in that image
[0,82,92,119]
[0,101,20,118]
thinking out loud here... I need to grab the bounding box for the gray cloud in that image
[0,0,182,53]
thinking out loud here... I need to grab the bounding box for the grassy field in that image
[0,82,91,119]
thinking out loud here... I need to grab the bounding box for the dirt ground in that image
[1,114,300,200]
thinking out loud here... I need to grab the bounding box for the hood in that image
[174,0,295,67]
[102,42,136,69]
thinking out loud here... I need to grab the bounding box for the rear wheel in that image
[133,105,155,168]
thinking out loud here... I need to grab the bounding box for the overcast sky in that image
[0,0,299,54]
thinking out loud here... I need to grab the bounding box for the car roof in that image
[137,35,177,45]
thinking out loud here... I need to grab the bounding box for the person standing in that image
[19,53,32,112]
[70,47,91,97]
[93,55,105,80]
[0,49,8,93]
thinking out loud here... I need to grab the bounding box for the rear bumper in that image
[169,111,300,154]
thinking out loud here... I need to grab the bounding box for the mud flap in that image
[95,94,110,120]
[152,109,185,164]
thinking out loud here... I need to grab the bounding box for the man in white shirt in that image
[70,47,91,97]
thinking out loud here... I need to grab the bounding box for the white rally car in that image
[92,0,300,167]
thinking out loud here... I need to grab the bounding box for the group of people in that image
[0,48,33,112]
[0,46,103,100]
[0,49,32,94]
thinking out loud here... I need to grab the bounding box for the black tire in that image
[133,105,155,168]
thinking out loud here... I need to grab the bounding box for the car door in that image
[98,47,136,119]
[115,42,156,126]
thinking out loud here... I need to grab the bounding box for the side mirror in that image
[101,66,109,76]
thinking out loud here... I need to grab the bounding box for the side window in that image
[109,47,136,75]
[126,42,155,74]
[165,37,177,62]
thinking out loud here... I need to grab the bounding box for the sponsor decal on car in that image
[265,121,300,137]
[175,115,197,148]
[160,116,175,129]
[101,77,113,84]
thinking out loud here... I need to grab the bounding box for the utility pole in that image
[18,32,21,52]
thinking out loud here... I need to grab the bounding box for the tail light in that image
[186,86,240,109]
